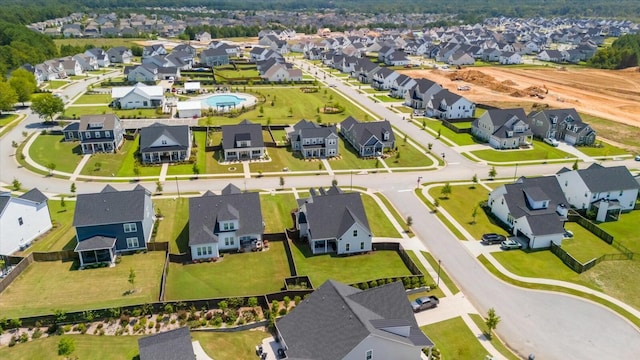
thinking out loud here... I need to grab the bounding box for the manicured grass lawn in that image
[360,193,402,238]
[23,200,76,254]
[423,119,478,146]
[395,106,414,113]
[414,188,466,240]
[327,138,379,170]
[290,241,411,287]
[46,80,69,89]
[29,134,82,173]
[249,147,324,173]
[471,140,575,163]
[167,131,206,176]
[421,251,460,295]
[428,184,507,240]
[54,37,146,48]
[405,251,446,298]
[386,136,434,168]
[0,334,140,360]
[562,223,622,263]
[193,329,271,360]
[373,192,408,231]
[199,87,369,126]
[72,93,113,104]
[361,88,388,94]
[270,129,288,144]
[575,142,629,157]
[260,193,297,233]
[579,113,640,152]
[215,64,260,79]
[165,241,290,299]
[421,317,489,360]
[0,252,165,318]
[81,137,161,177]
[63,106,165,119]
[468,313,521,360]
[598,210,640,254]
[0,113,18,127]
[154,198,189,254]
[373,94,400,102]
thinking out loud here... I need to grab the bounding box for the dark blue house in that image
[73,185,154,267]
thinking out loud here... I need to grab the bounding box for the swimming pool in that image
[204,94,247,107]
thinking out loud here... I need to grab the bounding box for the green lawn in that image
[165,241,290,299]
[0,335,140,360]
[579,113,640,153]
[468,313,521,360]
[575,142,629,157]
[562,223,622,263]
[72,93,113,105]
[471,140,574,163]
[166,131,206,176]
[327,138,379,170]
[260,193,297,233]
[428,184,507,240]
[54,37,146,48]
[414,188,466,240]
[423,119,478,146]
[360,193,402,238]
[290,241,411,287]
[0,252,165,318]
[192,329,271,360]
[421,251,460,295]
[405,251,446,298]
[598,210,640,254]
[29,134,82,173]
[421,317,489,360]
[63,106,166,120]
[214,64,259,79]
[395,106,414,114]
[23,200,76,254]
[373,94,400,102]
[361,88,389,94]
[46,80,69,89]
[386,136,434,168]
[249,147,325,173]
[0,113,18,127]
[80,137,161,177]
[154,198,190,254]
[373,192,408,231]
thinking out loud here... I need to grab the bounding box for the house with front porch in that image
[84,48,110,67]
[125,64,158,82]
[404,78,443,109]
[0,188,52,255]
[425,89,475,120]
[73,185,154,267]
[340,117,395,157]
[139,123,192,164]
[188,184,263,260]
[72,114,125,154]
[199,47,229,67]
[371,67,399,91]
[287,119,339,159]
[221,120,265,162]
[555,164,639,221]
[390,74,417,99]
[107,46,133,64]
[111,83,165,110]
[471,108,533,149]
[294,186,372,255]
[526,108,596,145]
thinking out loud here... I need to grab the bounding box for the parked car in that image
[543,138,559,147]
[328,84,337,88]
[482,233,507,244]
[411,295,439,312]
[564,230,574,238]
[635,155,640,161]
[500,239,522,250]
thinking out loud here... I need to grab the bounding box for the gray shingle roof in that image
[0,196,9,215]
[340,117,395,149]
[138,327,195,360]
[189,185,263,246]
[73,185,150,227]
[139,123,190,153]
[277,280,432,360]
[78,114,120,131]
[289,119,337,141]
[575,164,639,193]
[221,120,264,150]
[74,235,116,251]
[19,188,48,204]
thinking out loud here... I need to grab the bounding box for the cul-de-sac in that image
[1,1,640,359]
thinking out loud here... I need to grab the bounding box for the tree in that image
[0,81,18,113]
[471,205,478,224]
[331,178,338,186]
[572,160,579,170]
[258,105,264,117]
[133,165,140,180]
[440,183,452,199]
[488,166,497,180]
[46,162,56,175]
[31,93,64,123]
[128,268,136,293]
[9,68,37,105]
[60,196,66,209]
[247,297,258,308]
[485,308,501,338]
[58,337,75,356]
[406,216,413,229]
[471,174,478,188]
[428,143,433,151]
[155,181,163,193]
[279,176,285,189]
[436,128,441,139]
[11,178,20,191]
[192,163,200,177]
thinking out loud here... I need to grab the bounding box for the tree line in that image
[588,34,640,69]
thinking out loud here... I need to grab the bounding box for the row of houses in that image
[471,107,597,149]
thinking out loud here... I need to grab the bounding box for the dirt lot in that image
[399,66,640,129]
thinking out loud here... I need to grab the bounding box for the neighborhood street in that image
[1,63,639,359]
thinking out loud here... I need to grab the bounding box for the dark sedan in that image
[482,233,506,245]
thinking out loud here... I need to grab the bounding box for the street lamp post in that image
[436,259,442,287]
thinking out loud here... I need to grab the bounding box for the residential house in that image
[425,89,476,120]
[371,67,399,90]
[536,49,565,63]
[353,58,380,84]
[527,109,596,145]
[488,176,569,249]
[250,47,281,62]
[499,52,523,65]
[59,58,83,76]
[67,114,125,154]
[0,189,52,255]
[172,43,197,58]
[390,74,417,99]
[405,78,443,109]
[295,186,372,255]
[84,48,110,67]
[125,64,158,82]
[142,44,167,59]
[138,327,195,360]
[471,108,533,149]
[199,47,230,67]
[261,63,302,82]
[221,120,265,161]
[340,117,395,157]
[107,46,133,64]
[139,123,192,164]
[176,101,202,119]
[72,54,99,71]
[188,184,263,260]
[196,31,211,43]
[555,164,639,221]
[447,51,476,66]
[111,83,165,110]
[276,280,433,360]
[287,119,339,159]
[384,51,410,66]
[73,185,154,267]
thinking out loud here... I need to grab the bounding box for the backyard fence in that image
[0,254,34,293]
[567,210,633,260]
[550,242,597,274]
[283,229,300,276]
[440,119,473,134]
[32,250,77,262]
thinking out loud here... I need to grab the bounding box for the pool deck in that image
[194,92,257,111]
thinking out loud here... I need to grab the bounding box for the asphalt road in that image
[1,63,639,359]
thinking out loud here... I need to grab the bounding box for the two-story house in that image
[527,109,596,145]
[84,48,110,67]
[287,119,339,159]
[295,186,372,255]
[221,120,265,162]
[188,184,264,260]
[199,47,230,67]
[63,114,125,154]
[0,189,52,255]
[471,108,533,149]
[371,67,400,91]
[340,117,395,157]
[425,89,476,120]
[139,123,192,164]
[405,78,443,109]
[107,46,133,64]
[73,185,154,267]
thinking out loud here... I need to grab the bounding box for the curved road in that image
[1,64,639,359]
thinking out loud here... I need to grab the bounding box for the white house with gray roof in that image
[340,117,395,158]
[139,123,192,164]
[0,189,52,256]
[221,120,265,161]
[425,89,475,119]
[111,83,165,110]
[276,280,433,360]
[188,184,264,260]
[287,119,339,159]
[295,186,372,255]
[472,108,533,149]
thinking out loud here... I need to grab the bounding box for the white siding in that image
[343,335,423,360]
[555,171,589,210]
[0,199,52,255]
[337,222,372,254]
[190,243,220,259]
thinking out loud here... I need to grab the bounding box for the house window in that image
[85,132,91,139]
[106,132,111,137]
[353,230,358,237]
[346,243,350,252]
[197,247,202,256]
[126,237,139,248]
[360,242,364,250]
[18,217,23,226]
[225,237,234,246]
[123,223,137,233]
[161,139,167,145]
[95,131,101,138]
[223,222,235,231]
[366,350,373,360]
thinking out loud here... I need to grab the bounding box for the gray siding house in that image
[472,108,533,149]
[67,114,125,154]
[139,123,192,164]
[340,117,395,157]
[188,184,264,260]
[287,119,339,159]
[221,120,265,161]
[199,47,229,67]
[73,185,154,267]
[527,108,596,145]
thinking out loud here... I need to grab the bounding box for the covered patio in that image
[81,139,117,154]
[74,235,117,267]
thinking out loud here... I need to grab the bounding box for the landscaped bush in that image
[18,333,29,343]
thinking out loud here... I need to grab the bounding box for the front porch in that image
[74,235,117,268]
[142,150,188,163]
[81,141,116,154]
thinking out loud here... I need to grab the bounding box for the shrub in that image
[18,333,29,343]
[76,323,87,334]
[155,322,161,330]
[177,310,187,320]
[164,304,174,314]
[32,328,43,339]
[212,316,222,327]
[279,308,287,316]
[283,296,291,309]
[8,336,17,347]
[58,337,75,355]
[132,323,143,333]
[63,325,72,333]
[205,311,213,321]
[294,296,302,305]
